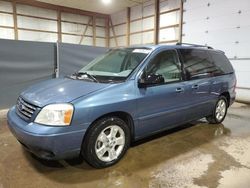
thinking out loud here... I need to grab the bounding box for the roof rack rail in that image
[176,42,213,49]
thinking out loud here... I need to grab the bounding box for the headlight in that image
[35,103,74,126]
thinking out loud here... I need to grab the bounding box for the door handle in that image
[192,84,199,89]
[176,87,184,93]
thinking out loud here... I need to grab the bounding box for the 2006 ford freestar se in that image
[7,44,236,168]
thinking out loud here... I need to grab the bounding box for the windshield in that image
[78,48,151,82]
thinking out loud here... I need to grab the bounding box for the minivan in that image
[7,43,236,168]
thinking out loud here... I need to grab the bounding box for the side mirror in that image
[138,73,165,88]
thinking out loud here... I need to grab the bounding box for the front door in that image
[135,50,189,138]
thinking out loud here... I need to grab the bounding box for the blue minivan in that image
[7,43,236,168]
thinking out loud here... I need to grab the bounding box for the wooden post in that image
[12,1,18,40]
[57,10,62,42]
[92,16,96,46]
[179,0,184,43]
[109,16,118,47]
[154,0,160,44]
[126,7,131,46]
[105,17,110,47]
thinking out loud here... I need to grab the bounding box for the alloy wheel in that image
[215,99,226,121]
[95,125,125,162]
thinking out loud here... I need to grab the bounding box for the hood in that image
[21,78,111,107]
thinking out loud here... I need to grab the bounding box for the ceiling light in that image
[102,0,112,5]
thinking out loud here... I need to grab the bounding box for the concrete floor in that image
[1,103,250,188]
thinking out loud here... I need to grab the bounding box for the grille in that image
[16,97,37,121]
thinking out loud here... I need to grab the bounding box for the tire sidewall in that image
[82,117,130,168]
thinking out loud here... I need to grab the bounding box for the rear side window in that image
[179,49,225,80]
[209,51,234,74]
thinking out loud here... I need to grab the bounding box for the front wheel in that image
[206,96,228,124]
[81,117,130,168]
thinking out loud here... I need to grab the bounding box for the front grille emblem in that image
[20,104,25,111]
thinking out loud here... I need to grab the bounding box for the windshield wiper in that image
[72,72,99,83]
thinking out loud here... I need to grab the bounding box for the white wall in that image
[0,0,107,47]
[109,0,181,47]
[159,0,181,43]
[130,0,155,45]
[0,1,14,39]
[182,0,250,102]
[109,9,127,47]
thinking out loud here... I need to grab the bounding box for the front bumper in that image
[7,107,86,160]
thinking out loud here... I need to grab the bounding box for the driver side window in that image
[145,50,182,83]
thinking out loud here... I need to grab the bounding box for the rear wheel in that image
[81,117,130,168]
[206,96,228,124]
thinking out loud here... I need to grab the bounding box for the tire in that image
[81,117,130,168]
[206,96,228,124]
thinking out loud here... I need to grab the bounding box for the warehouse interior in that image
[0,0,250,187]
[1,0,249,102]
